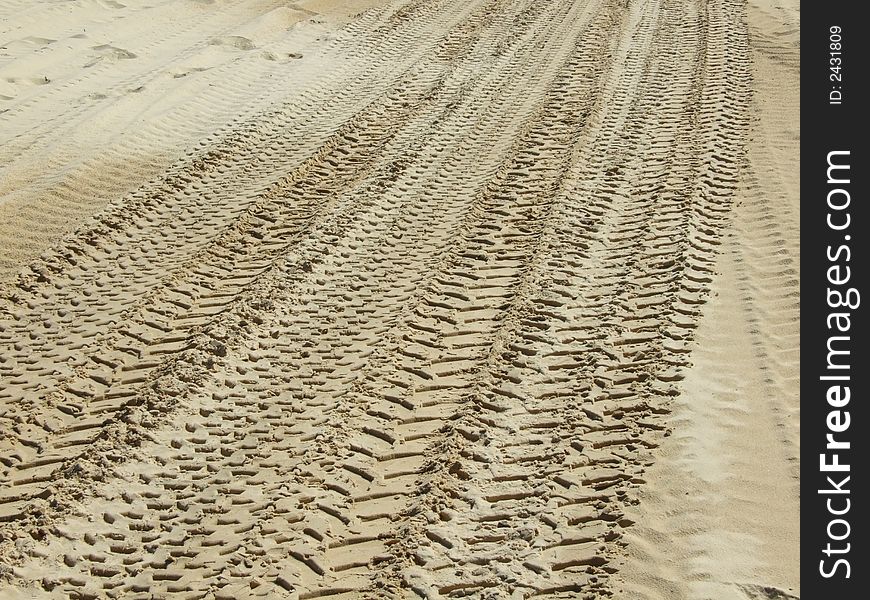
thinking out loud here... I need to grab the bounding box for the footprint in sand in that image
[85,44,137,68]
[3,75,52,86]
[169,66,211,79]
[0,75,51,100]
[21,36,57,46]
[208,36,256,51]
[738,584,800,600]
[1,36,57,53]
[260,51,303,62]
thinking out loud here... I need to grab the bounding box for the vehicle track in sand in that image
[1,0,755,598]
[615,1,800,597]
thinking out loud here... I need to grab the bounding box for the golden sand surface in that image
[1,1,799,598]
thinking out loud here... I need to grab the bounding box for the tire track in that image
[0,0,471,281]
[0,0,755,597]
[0,0,525,527]
[376,0,751,596]
[1,0,575,554]
[0,0,496,451]
[612,2,799,596]
[1,0,612,592]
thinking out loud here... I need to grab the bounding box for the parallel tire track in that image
[0,0,754,598]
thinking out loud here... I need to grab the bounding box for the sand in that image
[0,1,799,598]
[614,0,800,597]
[0,0,365,282]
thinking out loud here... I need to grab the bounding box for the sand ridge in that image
[0,0,798,598]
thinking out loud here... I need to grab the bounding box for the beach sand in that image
[0,1,799,597]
